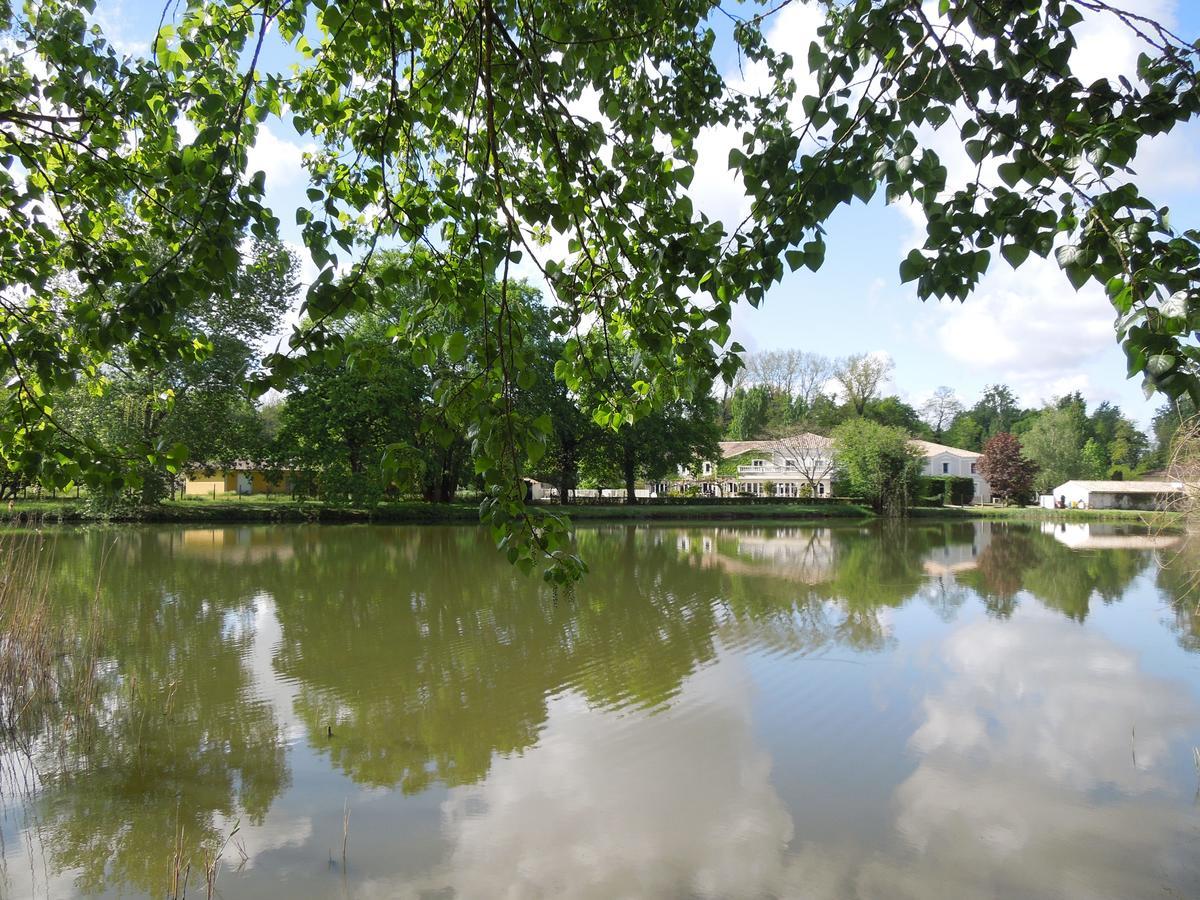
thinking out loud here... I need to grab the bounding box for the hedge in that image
[918,475,975,507]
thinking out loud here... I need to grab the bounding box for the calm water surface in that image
[3,521,1200,899]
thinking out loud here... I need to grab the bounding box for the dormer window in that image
[752,459,764,467]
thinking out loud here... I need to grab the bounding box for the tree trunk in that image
[623,443,638,504]
[558,436,576,504]
[437,446,458,503]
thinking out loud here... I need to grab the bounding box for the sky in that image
[90,0,1200,428]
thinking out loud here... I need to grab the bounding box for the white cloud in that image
[247,124,314,191]
[391,659,795,900]
[1130,122,1200,195]
[1070,0,1177,86]
[93,0,151,57]
[690,121,754,228]
[933,253,1117,405]
[688,1,824,231]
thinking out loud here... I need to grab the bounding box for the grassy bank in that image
[0,496,874,526]
[0,497,479,525]
[915,504,1179,525]
[0,497,1175,528]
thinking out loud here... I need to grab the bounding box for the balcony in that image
[736,464,795,477]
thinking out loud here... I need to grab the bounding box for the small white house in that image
[910,440,991,504]
[1049,480,1184,511]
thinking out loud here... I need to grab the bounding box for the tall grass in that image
[1155,418,1200,606]
[1164,417,1200,533]
[0,532,105,772]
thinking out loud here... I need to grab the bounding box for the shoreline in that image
[0,498,1177,528]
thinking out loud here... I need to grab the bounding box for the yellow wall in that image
[184,470,294,496]
[249,472,290,494]
[184,476,226,497]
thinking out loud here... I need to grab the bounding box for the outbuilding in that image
[1049,479,1184,511]
[184,462,295,497]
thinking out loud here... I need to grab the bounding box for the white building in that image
[911,440,991,504]
[1047,480,1184,511]
[679,436,837,498]
[677,435,991,503]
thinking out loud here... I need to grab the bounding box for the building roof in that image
[717,440,776,458]
[187,460,291,473]
[1055,479,1184,494]
[909,439,981,459]
[718,433,832,459]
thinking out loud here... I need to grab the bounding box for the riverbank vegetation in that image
[0,495,875,525]
[0,534,104,770]
[3,494,1181,530]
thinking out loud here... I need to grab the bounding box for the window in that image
[970,463,977,474]
[702,461,712,475]
[942,462,949,474]
[818,483,825,496]
[752,459,764,467]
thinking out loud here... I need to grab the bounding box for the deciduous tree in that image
[771,432,837,497]
[1022,407,1085,494]
[921,387,963,440]
[978,433,1037,505]
[832,419,924,516]
[834,354,894,417]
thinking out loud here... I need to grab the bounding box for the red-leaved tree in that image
[979,433,1038,505]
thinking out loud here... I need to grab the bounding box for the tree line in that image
[721,349,1185,495]
[32,267,1194,516]
[31,249,720,510]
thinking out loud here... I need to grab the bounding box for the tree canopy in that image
[1,0,1198,578]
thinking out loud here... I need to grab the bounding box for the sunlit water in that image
[2,520,1200,899]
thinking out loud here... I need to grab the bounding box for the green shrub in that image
[918,475,975,506]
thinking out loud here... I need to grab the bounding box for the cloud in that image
[92,0,151,57]
[1070,0,1177,87]
[932,253,1117,405]
[688,2,824,231]
[247,124,314,191]
[1130,122,1200,195]
[391,658,796,900]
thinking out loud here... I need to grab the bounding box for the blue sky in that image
[93,0,1200,428]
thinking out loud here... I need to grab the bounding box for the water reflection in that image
[427,662,794,900]
[877,607,1200,899]
[1,521,1197,898]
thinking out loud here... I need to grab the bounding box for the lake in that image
[2,520,1200,899]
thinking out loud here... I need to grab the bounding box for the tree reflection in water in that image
[0,519,1183,896]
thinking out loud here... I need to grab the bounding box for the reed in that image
[166,815,242,900]
[1155,417,1200,603]
[0,531,105,760]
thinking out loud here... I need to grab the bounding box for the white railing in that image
[736,464,795,476]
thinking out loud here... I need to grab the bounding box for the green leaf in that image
[1001,243,1030,268]
[446,332,468,362]
[899,250,925,283]
[997,162,1022,187]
